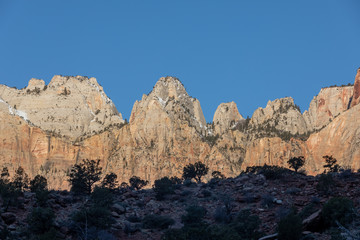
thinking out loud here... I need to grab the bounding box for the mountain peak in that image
[150,76,188,102]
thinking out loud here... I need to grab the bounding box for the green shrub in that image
[277,210,302,240]
[153,177,175,200]
[321,197,354,228]
[142,214,175,229]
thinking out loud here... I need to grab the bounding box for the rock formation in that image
[250,97,308,135]
[0,70,359,189]
[0,75,124,141]
[303,86,353,131]
[213,102,243,135]
[350,68,360,108]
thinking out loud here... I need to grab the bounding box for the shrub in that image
[299,203,319,220]
[323,155,340,173]
[214,206,231,224]
[72,206,115,234]
[12,166,29,191]
[0,226,12,240]
[201,189,212,198]
[101,173,118,190]
[68,159,102,195]
[316,173,335,196]
[170,176,182,185]
[182,162,209,183]
[182,205,207,226]
[153,177,175,200]
[30,175,47,193]
[27,207,56,236]
[211,209,262,240]
[164,205,210,240]
[142,214,175,229]
[277,210,302,240]
[91,186,114,208]
[203,134,219,147]
[211,171,225,180]
[321,197,354,228]
[0,181,21,209]
[163,224,210,240]
[129,176,148,190]
[261,194,275,208]
[0,167,10,185]
[285,187,301,195]
[231,209,262,240]
[245,164,288,180]
[287,156,305,173]
[127,215,141,223]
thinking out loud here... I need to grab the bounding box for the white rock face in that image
[213,102,243,135]
[27,78,45,91]
[0,75,124,140]
[250,97,308,135]
[303,86,353,131]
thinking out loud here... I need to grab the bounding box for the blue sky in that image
[0,1,359,121]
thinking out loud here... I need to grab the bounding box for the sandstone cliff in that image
[303,86,353,131]
[0,71,359,189]
[0,75,124,141]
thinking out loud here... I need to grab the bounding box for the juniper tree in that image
[287,156,305,173]
[68,159,102,195]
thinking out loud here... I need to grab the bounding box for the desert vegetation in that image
[0,157,359,239]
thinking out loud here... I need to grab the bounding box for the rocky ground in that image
[1,169,360,240]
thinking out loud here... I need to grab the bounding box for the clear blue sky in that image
[0,1,359,121]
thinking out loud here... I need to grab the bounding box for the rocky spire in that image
[250,97,308,135]
[350,68,360,108]
[213,102,243,135]
[130,76,206,132]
